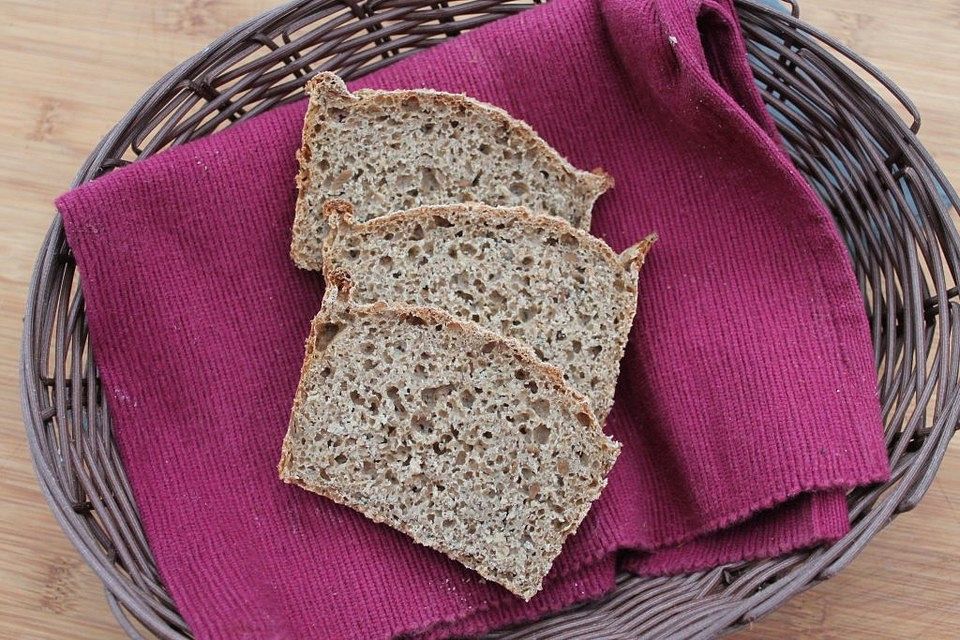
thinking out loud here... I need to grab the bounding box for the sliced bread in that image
[291,72,612,269]
[278,294,621,599]
[321,200,656,424]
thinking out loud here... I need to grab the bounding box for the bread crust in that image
[320,199,655,280]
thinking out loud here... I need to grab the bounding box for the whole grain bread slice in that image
[321,200,656,425]
[291,72,612,269]
[278,294,621,600]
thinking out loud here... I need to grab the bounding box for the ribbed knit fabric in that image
[55,0,890,638]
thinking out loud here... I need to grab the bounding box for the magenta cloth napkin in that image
[56,0,890,637]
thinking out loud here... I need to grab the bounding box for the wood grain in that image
[0,1,957,638]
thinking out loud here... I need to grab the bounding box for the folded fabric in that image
[55,0,890,637]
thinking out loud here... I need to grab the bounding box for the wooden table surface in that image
[1,1,958,638]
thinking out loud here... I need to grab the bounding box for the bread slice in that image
[291,72,612,269]
[320,200,656,425]
[278,295,621,600]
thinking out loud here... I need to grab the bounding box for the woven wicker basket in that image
[20,0,960,637]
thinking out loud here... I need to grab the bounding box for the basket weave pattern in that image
[20,0,960,637]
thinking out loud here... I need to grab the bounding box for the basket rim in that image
[19,0,960,638]
[19,3,329,633]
